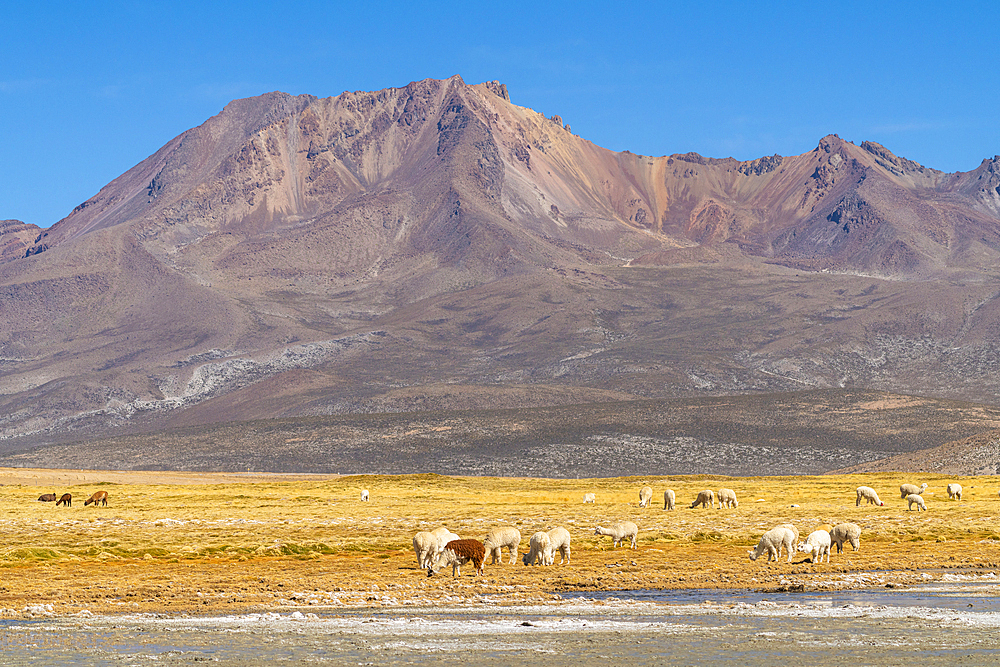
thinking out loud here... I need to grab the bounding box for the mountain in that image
[4,75,1000,464]
[833,428,1000,476]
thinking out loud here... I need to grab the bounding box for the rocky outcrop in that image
[0,220,42,262]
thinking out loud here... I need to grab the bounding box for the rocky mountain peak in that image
[6,77,1000,446]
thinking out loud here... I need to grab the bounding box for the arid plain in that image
[2,468,998,616]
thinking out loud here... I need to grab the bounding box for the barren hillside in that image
[3,76,1000,466]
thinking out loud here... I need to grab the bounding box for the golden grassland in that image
[1,468,999,615]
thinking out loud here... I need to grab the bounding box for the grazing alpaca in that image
[717,488,738,509]
[690,489,715,509]
[855,486,884,507]
[522,531,551,566]
[85,491,108,507]
[428,539,486,577]
[56,493,72,507]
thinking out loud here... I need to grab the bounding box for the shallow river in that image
[4,575,1000,665]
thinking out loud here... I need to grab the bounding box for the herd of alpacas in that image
[410,480,967,577]
[36,490,109,507]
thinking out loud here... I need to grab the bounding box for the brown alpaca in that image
[37,493,57,502]
[85,491,108,507]
[56,493,72,506]
[427,539,486,577]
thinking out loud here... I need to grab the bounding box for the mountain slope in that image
[4,76,1000,451]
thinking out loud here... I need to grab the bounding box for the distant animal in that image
[856,486,884,506]
[483,526,521,565]
[691,489,715,509]
[900,482,927,499]
[360,489,369,502]
[748,526,796,563]
[594,522,638,549]
[56,493,72,507]
[545,527,571,565]
[523,531,552,566]
[428,539,485,577]
[37,493,57,502]
[906,493,927,511]
[798,530,831,563]
[583,492,595,503]
[717,488,738,509]
[663,489,675,511]
[947,483,963,500]
[84,491,108,507]
[638,486,653,508]
[829,522,862,553]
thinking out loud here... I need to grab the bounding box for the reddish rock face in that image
[0,219,42,262]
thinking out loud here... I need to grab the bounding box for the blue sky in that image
[3,1,998,228]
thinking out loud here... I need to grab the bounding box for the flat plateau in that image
[1,468,997,616]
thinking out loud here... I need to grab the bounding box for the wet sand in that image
[6,585,1000,666]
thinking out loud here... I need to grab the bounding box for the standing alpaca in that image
[663,489,675,510]
[593,522,638,549]
[899,482,927,499]
[483,526,521,565]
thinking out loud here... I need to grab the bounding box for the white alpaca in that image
[638,486,653,508]
[829,522,861,553]
[583,492,596,503]
[717,488,738,509]
[430,526,461,561]
[544,527,571,565]
[412,531,437,568]
[663,489,675,511]
[748,526,796,563]
[947,483,963,500]
[798,530,831,563]
[691,489,715,509]
[856,486,884,506]
[778,523,799,550]
[522,531,551,565]
[483,526,522,565]
[360,489,369,502]
[900,482,927,499]
[594,522,638,549]
[906,493,927,511]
